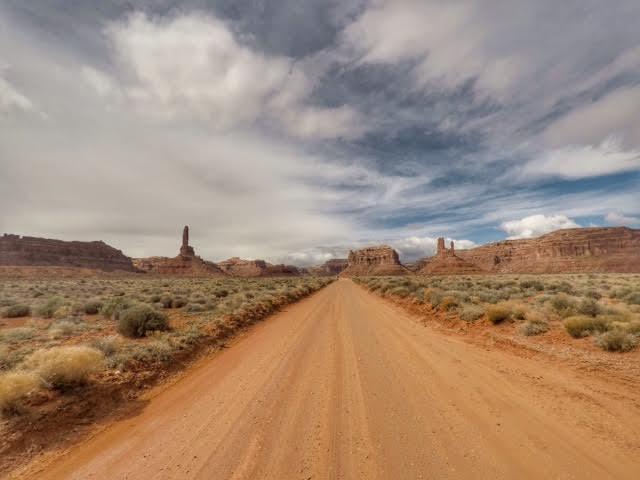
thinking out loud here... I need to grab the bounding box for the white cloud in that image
[605,212,639,226]
[500,214,580,239]
[0,76,34,113]
[543,85,640,149]
[106,12,366,139]
[521,136,640,180]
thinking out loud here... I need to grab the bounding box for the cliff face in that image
[0,234,135,272]
[216,257,301,277]
[307,259,348,276]
[340,246,410,276]
[422,227,640,274]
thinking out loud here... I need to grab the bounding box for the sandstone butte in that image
[340,245,411,277]
[419,227,640,274]
[132,226,226,276]
[0,233,135,272]
[216,257,301,277]
[307,258,349,276]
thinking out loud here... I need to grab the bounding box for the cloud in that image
[105,12,367,139]
[605,212,640,226]
[521,136,640,180]
[543,85,640,150]
[500,214,580,239]
[0,75,34,113]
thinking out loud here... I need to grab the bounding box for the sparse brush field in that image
[0,276,333,417]
[354,274,640,352]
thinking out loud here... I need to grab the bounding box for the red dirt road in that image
[16,279,640,479]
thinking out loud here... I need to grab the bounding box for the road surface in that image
[20,279,640,479]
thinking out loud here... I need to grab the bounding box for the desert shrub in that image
[22,346,104,387]
[52,305,74,319]
[160,296,174,308]
[117,305,168,338]
[48,320,79,339]
[520,320,550,336]
[35,297,63,318]
[0,371,40,413]
[172,297,187,308]
[0,327,36,344]
[509,303,527,320]
[3,304,31,318]
[625,292,640,305]
[564,315,610,338]
[549,294,577,318]
[595,330,638,352]
[100,297,131,319]
[520,280,544,291]
[186,303,206,313]
[584,290,602,300]
[486,305,511,324]
[90,336,122,357]
[83,299,103,315]
[577,298,601,317]
[131,340,173,363]
[459,305,484,322]
[439,296,458,312]
[149,294,162,303]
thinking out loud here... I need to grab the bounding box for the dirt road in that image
[18,279,640,479]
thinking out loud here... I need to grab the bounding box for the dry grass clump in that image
[486,304,512,324]
[117,305,168,338]
[459,304,485,322]
[0,327,37,344]
[22,346,104,387]
[0,371,40,414]
[520,319,550,336]
[2,304,31,318]
[564,315,610,338]
[595,330,638,352]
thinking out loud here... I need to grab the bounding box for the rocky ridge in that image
[340,245,410,277]
[0,234,135,272]
[419,227,640,274]
[217,257,301,277]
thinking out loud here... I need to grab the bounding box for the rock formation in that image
[0,233,135,272]
[216,257,301,277]
[308,258,349,276]
[419,238,484,275]
[340,245,410,276]
[418,227,640,275]
[133,226,226,276]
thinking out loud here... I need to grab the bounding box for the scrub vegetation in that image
[0,276,333,415]
[354,274,640,352]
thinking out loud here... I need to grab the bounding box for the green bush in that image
[486,305,511,324]
[117,305,168,338]
[2,304,31,318]
[564,315,610,338]
[35,297,63,319]
[595,330,637,352]
[100,297,131,320]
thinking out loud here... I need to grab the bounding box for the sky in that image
[1,0,639,265]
